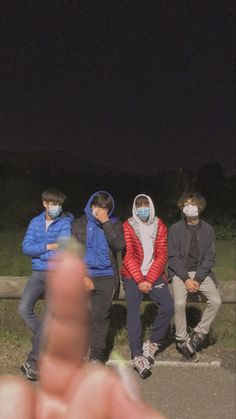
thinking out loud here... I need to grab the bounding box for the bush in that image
[204,217,236,240]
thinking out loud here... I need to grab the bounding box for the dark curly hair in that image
[177,192,206,213]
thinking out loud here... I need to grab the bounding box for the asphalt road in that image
[139,364,235,419]
[109,344,236,419]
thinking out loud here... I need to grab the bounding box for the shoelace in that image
[149,343,158,353]
[135,357,149,369]
[143,342,158,355]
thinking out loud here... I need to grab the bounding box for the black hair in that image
[135,195,150,207]
[41,189,66,205]
[91,192,113,212]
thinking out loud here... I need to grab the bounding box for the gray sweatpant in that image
[172,272,222,341]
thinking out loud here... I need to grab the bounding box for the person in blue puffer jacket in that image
[18,189,74,381]
[72,191,125,363]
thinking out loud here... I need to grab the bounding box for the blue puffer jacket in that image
[22,211,74,271]
[84,192,115,277]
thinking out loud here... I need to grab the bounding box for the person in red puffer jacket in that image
[121,194,173,379]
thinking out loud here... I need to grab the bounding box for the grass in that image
[0,230,31,276]
[214,240,236,282]
[0,230,235,280]
[0,300,235,352]
[212,306,236,347]
[0,231,235,363]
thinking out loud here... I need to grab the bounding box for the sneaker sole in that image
[20,364,39,381]
[181,352,199,363]
[134,367,152,379]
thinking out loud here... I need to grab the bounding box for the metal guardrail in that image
[0,277,235,303]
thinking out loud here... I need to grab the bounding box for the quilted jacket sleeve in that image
[22,220,47,257]
[122,222,145,284]
[146,220,168,284]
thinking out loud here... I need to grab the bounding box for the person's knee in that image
[18,301,28,320]
[208,297,222,311]
[161,300,174,318]
[126,294,142,309]
[91,311,110,324]
[167,303,174,318]
[174,300,186,312]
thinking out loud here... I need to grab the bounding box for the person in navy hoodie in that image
[72,191,125,363]
[18,189,74,381]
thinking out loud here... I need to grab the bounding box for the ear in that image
[43,200,48,209]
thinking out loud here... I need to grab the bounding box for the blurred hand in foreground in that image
[0,250,165,419]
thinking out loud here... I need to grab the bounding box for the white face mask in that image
[92,206,99,217]
[183,204,199,218]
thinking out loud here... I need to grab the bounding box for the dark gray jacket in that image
[168,219,216,283]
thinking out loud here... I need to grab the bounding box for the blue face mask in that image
[48,205,62,219]
[136,207,150,221]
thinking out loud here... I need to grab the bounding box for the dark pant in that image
[18,271,46,359]
[90,275,116,361]
[123,277,174,359]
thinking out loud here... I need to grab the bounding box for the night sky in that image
[0,1,235,175]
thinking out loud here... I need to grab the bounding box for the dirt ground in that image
[1,334,235,374]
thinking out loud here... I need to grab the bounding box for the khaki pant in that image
[172,272,222,341]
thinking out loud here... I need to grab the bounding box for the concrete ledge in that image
[0,276,235,303]
[0,276,28,298]
[118,281,236,304]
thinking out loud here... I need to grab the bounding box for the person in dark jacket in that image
[168,192,222,361]
[72,191,125,363]
[18,189,74,380]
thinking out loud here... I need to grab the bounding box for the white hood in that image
[132,194,156,225]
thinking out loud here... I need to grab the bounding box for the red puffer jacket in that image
[121,218,167,284]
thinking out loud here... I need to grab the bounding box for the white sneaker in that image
[142,340,160,365]
[132,356,151,379]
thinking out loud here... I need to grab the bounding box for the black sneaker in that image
[190,332,205,352]
[133,356,152,379]
[21,358,39,381]
[181,351,199,363]
[176,337,199,362]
